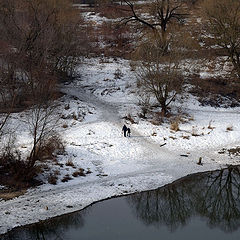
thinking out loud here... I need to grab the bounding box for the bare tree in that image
[122,0,188,51]
[202,0,240,78]
[25,101,60,168]
[134,27,190,115]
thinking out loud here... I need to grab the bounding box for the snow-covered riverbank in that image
[1,58,240,235]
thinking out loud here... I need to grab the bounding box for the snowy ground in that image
[1,57,240,235]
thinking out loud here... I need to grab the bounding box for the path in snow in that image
[0,82,235,235]
[61,82,178,167]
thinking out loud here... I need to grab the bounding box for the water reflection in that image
[2,165,240,240]
[127,165,240,232]
[3,207,90,240]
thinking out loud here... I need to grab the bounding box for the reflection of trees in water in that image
[2,166,240,239]
[127,165,240,233]
[3,206,91,240]
[127,183,193,232]
[196,166,240,232]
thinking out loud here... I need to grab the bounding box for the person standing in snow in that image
[127,127,131,137]
[122,124,128,137]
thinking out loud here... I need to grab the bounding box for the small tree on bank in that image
[135,40,183,115]
[26,101,60,169]
[133,24,196,116]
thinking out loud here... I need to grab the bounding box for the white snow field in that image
[0,58,240,235]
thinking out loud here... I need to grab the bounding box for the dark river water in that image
[2,165,240,240]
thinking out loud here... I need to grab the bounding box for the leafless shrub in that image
[48,174,58,185]
[61,174,72,183]
[0,138,42,186]
[38,134,65,161]
[66,159,75,167]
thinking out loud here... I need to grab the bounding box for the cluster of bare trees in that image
[202,0,240,78]
[0,0,84,184]
[122,0,240,115]
[122,0,195,115]
[0,0,83,107]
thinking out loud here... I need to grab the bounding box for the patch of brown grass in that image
[36,135,65,161]
[170,119,180,131]
[0,189,27,201]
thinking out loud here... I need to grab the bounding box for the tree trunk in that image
[160,101,167,116]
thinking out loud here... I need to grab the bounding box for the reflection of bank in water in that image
[127,165,240,233]
[2,165,240,240]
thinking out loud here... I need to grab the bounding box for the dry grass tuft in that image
[170,120,180,131]
[61,174,72,182]
[72,168,86,177]
[66,159,75,167]
[48,174,58,185]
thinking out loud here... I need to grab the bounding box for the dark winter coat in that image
[122,125,127,132]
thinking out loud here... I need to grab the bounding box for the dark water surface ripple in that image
[2,165,240,240]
